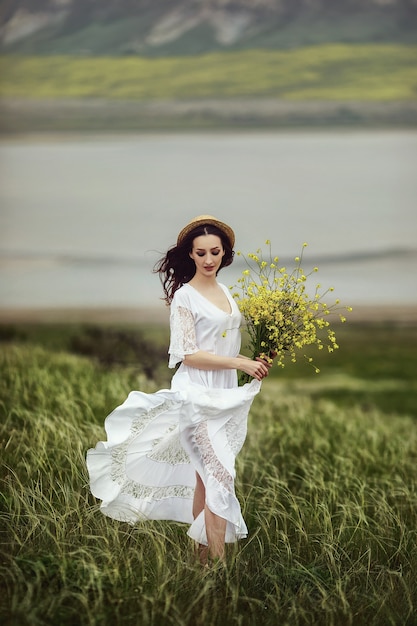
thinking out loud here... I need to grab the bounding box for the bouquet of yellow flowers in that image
[231,241,352,382]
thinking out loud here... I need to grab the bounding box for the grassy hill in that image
[2,45,416,102]
[1,43,416,131]
[1,321,416,625]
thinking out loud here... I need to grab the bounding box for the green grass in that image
[1,324,416,625]
[1,44,416,101]
[266,324,417,416]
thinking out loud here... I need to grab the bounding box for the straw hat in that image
[177,215,235,248]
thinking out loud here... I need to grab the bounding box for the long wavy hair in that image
[154,224,234,304]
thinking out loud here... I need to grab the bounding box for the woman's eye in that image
[196,252,205,257]
[212,251,220,256]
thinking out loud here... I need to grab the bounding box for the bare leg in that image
[193,472,205,519]
[193,473,227,564]
[204,505,226,563]
[193,473,208,565]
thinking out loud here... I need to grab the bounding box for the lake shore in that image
[1,97,417,134]
[0,304,416,326]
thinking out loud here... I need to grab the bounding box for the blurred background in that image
[0,0,416,321]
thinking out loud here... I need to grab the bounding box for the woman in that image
[86,215,270,565]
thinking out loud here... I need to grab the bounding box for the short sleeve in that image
[168,304,199,368]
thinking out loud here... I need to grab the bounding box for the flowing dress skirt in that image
[86,373,261,545]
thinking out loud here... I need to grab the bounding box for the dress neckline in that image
[185,282,233,315]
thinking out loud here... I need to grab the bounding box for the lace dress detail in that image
[86,281,261,539]
[193,421,234,492]
[148,425,190,465]
[110,400,189,488]
[226,412,248,456]
[168,305,198,368]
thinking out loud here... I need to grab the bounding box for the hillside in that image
[1,0,417,56]
[1,1,416,131]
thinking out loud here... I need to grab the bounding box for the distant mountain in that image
[1,0,417,55]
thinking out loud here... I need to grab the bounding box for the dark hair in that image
[154,224,234,304]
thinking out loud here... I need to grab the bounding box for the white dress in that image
[86,282,261,545]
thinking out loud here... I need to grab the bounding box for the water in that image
[1,131,416,310]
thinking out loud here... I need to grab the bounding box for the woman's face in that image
[189,234,225,278]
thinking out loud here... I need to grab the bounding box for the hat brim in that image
[177,215,235,248]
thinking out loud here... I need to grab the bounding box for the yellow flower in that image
[231,240,351,379]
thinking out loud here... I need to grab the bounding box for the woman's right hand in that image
[237,357,271,381]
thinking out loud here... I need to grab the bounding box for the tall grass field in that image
[1,44,416,101]
[1,322,416,626]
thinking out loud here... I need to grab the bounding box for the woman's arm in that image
[183,351,271,381]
